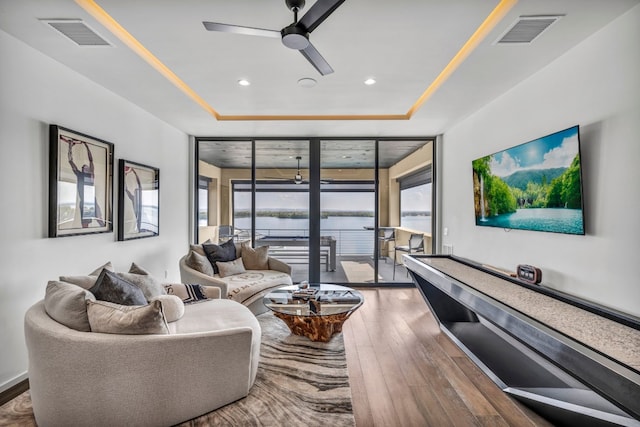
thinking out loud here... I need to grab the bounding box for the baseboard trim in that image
[0,378,29,407]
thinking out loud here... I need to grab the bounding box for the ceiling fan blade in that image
[298,0,346,33]
[300,42,334,75]
[202,22,280,39]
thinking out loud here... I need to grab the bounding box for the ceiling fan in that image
[263,156,330,184]
[203,0,345,76]
[293,156,305,184]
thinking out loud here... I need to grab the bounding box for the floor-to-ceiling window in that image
[399,166,432,234]
[320,140,376,283]
[195,137,435,285]
[198,177,210,227]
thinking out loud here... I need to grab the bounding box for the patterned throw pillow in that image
[185,250,214,276]
[164,283,217,303]
[89,270,148,306]
[86,300,169,335]
[202,239,237,274]
[241,243,269,270]
[216,258,246,278]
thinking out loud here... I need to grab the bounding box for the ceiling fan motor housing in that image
[281,25,309,49]
[285,0,306,12]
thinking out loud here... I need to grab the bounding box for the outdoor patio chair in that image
[377,229,395,263]
[218,225,234,242]
[393,233,424,279]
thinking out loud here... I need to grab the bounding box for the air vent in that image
[496,15,563,44]
[40,19,111,46]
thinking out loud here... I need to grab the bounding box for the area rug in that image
[0,312,355,427]
[341,260,381,283]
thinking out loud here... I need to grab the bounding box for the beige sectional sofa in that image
[180,241,293,315]
[24,263,261,427]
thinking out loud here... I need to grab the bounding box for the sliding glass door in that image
[379,139,434,281]
[195,137,435,285]
[196,139,252,244]
[254,140,309,283]
[320,140,376,284]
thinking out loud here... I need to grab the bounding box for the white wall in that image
[441,6,640,317]
[0,30,190,390]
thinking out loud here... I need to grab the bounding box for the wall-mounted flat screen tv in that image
[472,125,585,235]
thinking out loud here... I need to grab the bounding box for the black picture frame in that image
[118,159,159,241]
[49,125,114,237]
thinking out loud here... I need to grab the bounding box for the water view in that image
[235,213,431,255]
[479,208,583,235]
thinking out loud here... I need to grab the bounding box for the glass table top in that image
[263,284,364,317]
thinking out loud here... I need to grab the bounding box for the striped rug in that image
[179,311,355,426]
[0,312,355,427]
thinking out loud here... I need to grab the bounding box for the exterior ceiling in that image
[197,138,432,168]
[0,0,638,137]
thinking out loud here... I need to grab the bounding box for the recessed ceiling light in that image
[297,77,317,88]
[364,78,376,85]
[237,79,250,86]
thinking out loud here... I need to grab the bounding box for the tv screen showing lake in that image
[472,125,585,235]
[478,208,583,235]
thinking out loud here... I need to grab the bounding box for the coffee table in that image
[263,284,364,342]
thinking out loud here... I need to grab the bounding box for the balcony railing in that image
[255,227,432,257]
[256,228,374,256]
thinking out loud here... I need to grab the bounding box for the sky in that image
[489,126,580,177]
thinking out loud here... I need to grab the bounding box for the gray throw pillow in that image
[216,258,246,278]
[202,239,237,274]
[86,300,169,335]
[44,281,96,332]
[89,270,147,306]
[128,262,151,275]
[185,250,214,276]
[116,272,165,302]
[109,263,166,301]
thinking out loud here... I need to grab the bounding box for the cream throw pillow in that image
[150,295,184,322]
[185,250,214,276]
[216,258,246,278]
[60,261,114,289]
[189,239,211,257]
[86,300,169,335]
[44,281,96,332]
[241,243,269,270]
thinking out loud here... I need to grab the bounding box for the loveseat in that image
[180,240,293,315]
[24,263,261,427]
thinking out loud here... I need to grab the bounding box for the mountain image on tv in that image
[472,125,584,235]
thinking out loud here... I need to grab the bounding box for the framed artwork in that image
[49,125,114,237]
[118,159,159,241]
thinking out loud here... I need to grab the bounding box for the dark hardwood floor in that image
[343,287,554,427]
